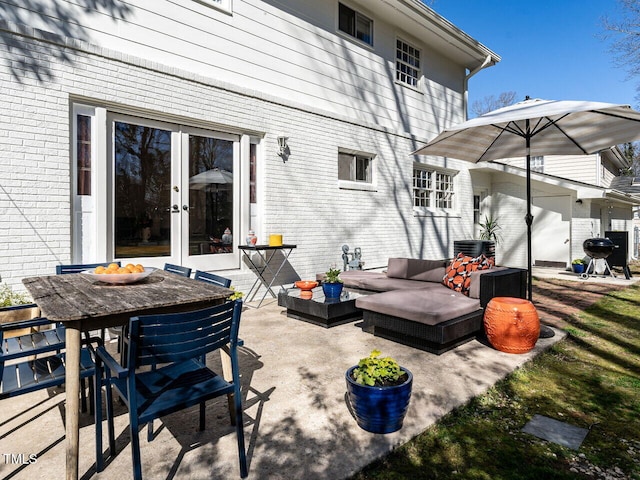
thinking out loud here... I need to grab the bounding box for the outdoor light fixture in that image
[276,136,290,161]
[277,136,288,155]
[576,199,583,204]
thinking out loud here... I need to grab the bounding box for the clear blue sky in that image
[430,0,638,109]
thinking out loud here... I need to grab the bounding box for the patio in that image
[0,295,565,480]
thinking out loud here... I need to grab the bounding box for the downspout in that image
[464,55,494,120]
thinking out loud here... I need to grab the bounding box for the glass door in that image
[112,117,174,264]
[110,115,239,270]
[183,129,239,270]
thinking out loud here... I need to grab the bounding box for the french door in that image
[110,114,240,270]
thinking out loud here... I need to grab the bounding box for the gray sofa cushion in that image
[386,258,447,282]
[355,288,481,326]
[337,271,388,290]
[467,266,507,299]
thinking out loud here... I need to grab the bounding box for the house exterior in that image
[0,0,501,292]
[473,147,640,269]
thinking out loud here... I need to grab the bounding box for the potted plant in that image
[345,349,413,434]
[572,258,586,274]
[479,214,501,245]
[322,266,344,299]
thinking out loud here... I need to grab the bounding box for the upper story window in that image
[413,165,455,210]
[531,156,544,173]
[197,0,232,13]
[338,3,373,46]
[396,39,421,88]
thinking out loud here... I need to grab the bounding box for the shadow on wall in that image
[0,0,131,83]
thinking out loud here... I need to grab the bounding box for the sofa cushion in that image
[467,266,507,299]
[387,258,447,282]
[355,288,481,326]
[339,270,436,292]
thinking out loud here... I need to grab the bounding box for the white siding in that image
[3,0,466,140]
[500,154,600,185]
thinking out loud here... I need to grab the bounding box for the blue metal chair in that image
[194,270,232,288]
[56,261,121,275]
[163,263,192,277]
[0,304,98,411]
[94,300,247,478]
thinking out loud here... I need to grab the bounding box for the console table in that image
[239,244,296,307]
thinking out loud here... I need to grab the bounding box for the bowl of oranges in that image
[81,263,156,285]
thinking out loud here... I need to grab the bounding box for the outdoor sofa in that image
[340,257,527,355]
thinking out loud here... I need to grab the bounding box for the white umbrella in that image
[413,97,640,301]
[189,168,233,190]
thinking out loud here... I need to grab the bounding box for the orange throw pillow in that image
[443,253,492,295]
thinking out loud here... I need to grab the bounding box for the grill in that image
[581,238,615,278]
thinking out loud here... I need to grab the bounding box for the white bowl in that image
[81,267,156,285]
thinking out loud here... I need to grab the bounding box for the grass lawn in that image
[349,278,640,480]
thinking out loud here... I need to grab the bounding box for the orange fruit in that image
[116,267,129,274]
[94,266,106,274]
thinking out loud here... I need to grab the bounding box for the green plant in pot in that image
[571,258,586,274]
[479,214,501,245]
[345,350,413,433]
[322,266,344,300]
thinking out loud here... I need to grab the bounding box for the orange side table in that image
[484,297,540,353]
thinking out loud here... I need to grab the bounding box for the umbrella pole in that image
[525,126,533,301]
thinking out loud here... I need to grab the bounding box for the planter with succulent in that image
[345,349,413,433]
[571,258,586,274]
[322,266,344,299]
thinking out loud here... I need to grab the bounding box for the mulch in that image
[531,277,626,330]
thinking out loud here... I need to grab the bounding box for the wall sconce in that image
[576,199,583,204]
[277,136,289,161]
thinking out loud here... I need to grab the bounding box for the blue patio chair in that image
[0,304,98,412]
[56,261,121,275]
[94,301,247,478]
[194,270,232,288]
[163,263,192,277]
[57,262,123,345]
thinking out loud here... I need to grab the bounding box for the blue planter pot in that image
[322,282,343,299]
[572,264,585,274]
[345,365,413,434]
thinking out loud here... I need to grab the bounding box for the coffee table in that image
[277,286,368,327]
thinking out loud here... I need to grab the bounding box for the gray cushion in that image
[355,288,481,326]
[467,266,507,299]
[386,258,447,282]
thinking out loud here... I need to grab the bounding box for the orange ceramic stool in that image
[484,297,540,353]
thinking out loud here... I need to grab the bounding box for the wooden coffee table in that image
[277,286,368,328]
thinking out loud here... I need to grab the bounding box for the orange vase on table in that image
[484,297,540,354]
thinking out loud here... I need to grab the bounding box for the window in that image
[530,155,544,173]
[76,114,92,196]
[338,3,373,46]
[396,39,420,87]
[473,194,481,225]
[413,166,455,210]
[197,0,232,13]
[339,151,373,183]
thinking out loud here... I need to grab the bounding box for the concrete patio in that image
[0,295,567,480]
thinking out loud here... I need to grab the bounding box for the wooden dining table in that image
[22,268,232,480]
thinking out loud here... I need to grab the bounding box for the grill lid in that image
[583,238,615,259]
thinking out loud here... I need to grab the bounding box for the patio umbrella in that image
[413,97,640,301]
[189,167,233,190]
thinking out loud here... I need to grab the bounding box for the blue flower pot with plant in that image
[345,350,413,434]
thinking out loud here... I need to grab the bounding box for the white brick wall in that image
[0,28,473,294]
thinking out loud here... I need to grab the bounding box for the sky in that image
[429,0,638,111]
